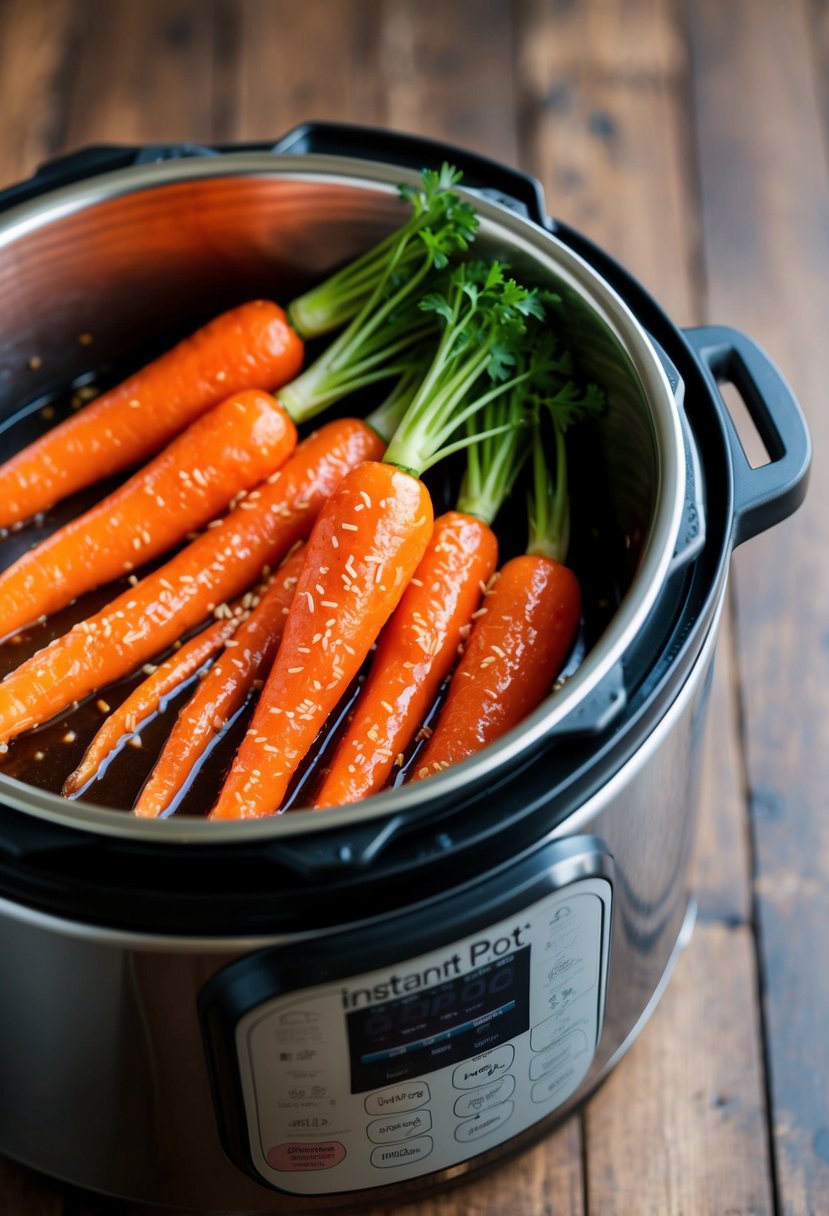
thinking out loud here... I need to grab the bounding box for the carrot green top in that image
[381,261,559,480]
[527,382,605,563]
[287,165,478,339]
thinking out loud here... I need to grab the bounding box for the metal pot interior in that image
[0,155,684,837]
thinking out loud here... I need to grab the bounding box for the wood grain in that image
[686,0,829,1211]
[0,0,75,189]
[514,2,774,1212]
[0,0,822,1213]
[585,923,774,1216]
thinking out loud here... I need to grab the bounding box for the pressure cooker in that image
[0,124,810,1211]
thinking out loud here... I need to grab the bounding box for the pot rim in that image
[0,153,685,842]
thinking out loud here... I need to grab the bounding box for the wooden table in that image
[0,2,826,1213]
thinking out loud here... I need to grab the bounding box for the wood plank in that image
[514,1,774,1211]
[0,0,77,189]
[686,1,829,1212]
[221,0,385,141]
[378,0,520,165]
[60,0,216,150]
[514,0,699,323]
[585,923,774,1215]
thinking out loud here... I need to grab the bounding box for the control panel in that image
[229,876,611,1195]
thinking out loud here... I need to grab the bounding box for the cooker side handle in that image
[271,120,550,226]
[683,326,811,548]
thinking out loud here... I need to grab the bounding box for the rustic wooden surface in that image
[0,1,825,1213]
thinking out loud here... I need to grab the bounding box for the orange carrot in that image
[0,419,383,747]
[133,545,306,818]
[313,512,498,808]
[0,390,297,639]
[0,301,303,528]
[63,614,241,797]
[210,462,434,820]
[209,263,551,820]
[411,554,581,781]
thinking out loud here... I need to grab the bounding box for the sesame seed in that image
[381,700,394,714]
[96,699,110,713]
[331,535,339,549]
[410,578,423,587]
[62,731,76,744]
[341,522,358,532]
[34,750,45,762]
[129,736,143,750]
[288,666,305,674]
[303,591,315,612]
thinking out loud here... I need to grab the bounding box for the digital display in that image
[346,948,531,1093]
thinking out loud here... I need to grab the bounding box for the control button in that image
[454,1100,514,1143]
[453,1073,515,1118]
[529,1029,588,1081]
[452,1044,514,1090]
[367,1109,432,1144]
[365,1081,430,1115]
[370,1136,433,1168]
[531,1063,581,1106]
[267,1141,346,1172]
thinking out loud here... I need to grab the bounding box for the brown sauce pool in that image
[0,363,622,818]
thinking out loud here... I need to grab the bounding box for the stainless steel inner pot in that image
[0,153,685,835]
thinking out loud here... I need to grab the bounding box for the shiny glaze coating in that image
[413,554,581,779]
[0,418,383,746]
[0,390,297,638]
[314,511,498,807]
[134,545,306,818]
[63,614,239,797]
[0,300,303,528]
[211,461,434,819]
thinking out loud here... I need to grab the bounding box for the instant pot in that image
[0,124,810,1211]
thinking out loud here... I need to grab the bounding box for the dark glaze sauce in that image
[0,361,623,817]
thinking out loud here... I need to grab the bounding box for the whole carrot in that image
[0,391,297,639]
[210,263,554,820]
[210,463,435,820]
[63,614,241,797]
[313,511,497,808]
[314,380,542,807]
[0,419,383,748]
[0,301,303,529]
[412,391,602,782]
[411,555,581,780]
[133,545,306,818]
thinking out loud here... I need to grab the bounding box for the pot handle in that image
[683,325,811,548]
[272,120,550,226]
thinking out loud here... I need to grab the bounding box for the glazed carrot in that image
[411,389,603,782]
[313,512,498,807]
[210,262,552,820]
[63,614,241,797]
[210,463,434,820]
[411,555,581,780]
[0,419,383,747]
[0,391,297,639]
[133,545,306,818]
[0,301,303,528]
